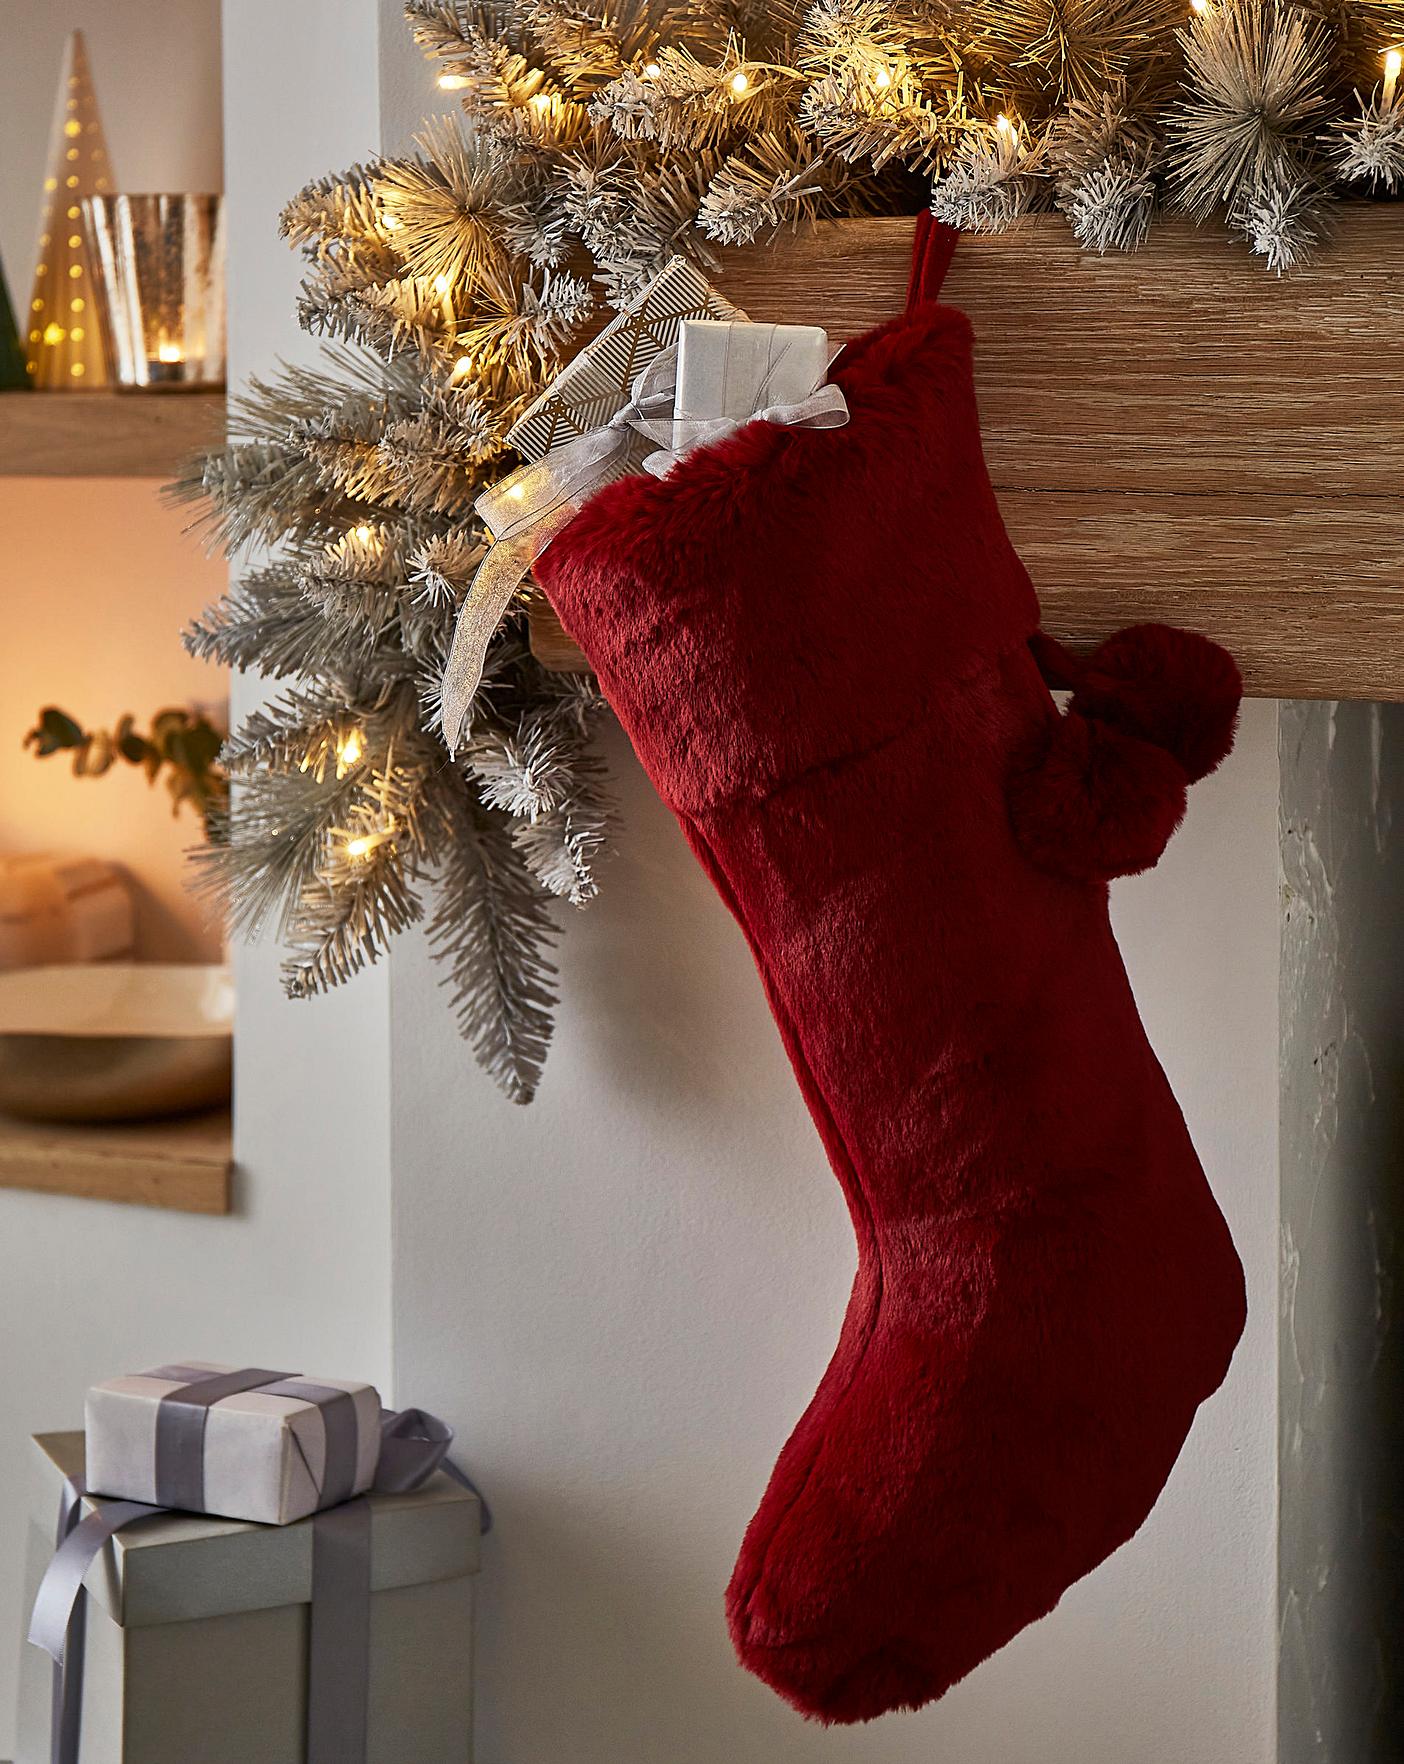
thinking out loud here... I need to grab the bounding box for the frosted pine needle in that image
[1167,0,1333,223]
[1334,90,1404,188]
[1233,169,1328,270]
[931,120,1045,231]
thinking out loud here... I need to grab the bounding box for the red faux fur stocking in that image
[535,217,1247,1723]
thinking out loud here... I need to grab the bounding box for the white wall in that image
[390,704,1281,1764]
[0,5,393,1753]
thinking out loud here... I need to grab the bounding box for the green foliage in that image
[24,705,230,840]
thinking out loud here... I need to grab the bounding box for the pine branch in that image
[378,382,507,516]
[800,65,957,169]
[375,115,531,289]
[1167,0,1334,223]
[426,788,560,1104]
[930,117,1048,230]
[1050,86,1163,249]
[1232,164,1330,270]
[968,0,1184,106]
[697,131,834,242]
[1334,88,1404,188]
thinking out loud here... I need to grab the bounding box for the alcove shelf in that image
[530,207,1404,702]
[0,389,225,478]
[0,1108,231,1214]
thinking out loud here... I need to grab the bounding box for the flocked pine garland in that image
[175,0,1404,1102]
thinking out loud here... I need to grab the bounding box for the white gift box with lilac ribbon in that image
[85,1361,382,1526]
[17,1431,481,1764]
[19,1364,488,1764]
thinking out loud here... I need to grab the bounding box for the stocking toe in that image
[732,1622,949,1726]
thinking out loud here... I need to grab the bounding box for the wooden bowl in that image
[0,964,233,1123]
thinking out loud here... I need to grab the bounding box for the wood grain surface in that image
[530,209,1404,700]
[0,1108,232,1213]
[0,389,226,478]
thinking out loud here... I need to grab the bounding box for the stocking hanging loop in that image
[905,213,959,310]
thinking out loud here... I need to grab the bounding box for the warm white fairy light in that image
[730,71,750,96]
[873,66,893,90]
[343,818,395,863]
[644,61,662,78]
[438,73,469,90]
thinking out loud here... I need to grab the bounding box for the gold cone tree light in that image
[25,29,113,389]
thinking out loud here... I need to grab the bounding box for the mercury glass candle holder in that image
[81,194,225,391]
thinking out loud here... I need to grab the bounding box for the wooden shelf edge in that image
[0,1108,232,1214]
[0,389,226,479]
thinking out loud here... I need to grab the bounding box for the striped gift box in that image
[507,256,747,468]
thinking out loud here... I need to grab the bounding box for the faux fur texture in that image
[535,289,1247,1724]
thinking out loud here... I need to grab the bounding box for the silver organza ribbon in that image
[438,345,849,751]
[28,1366,487,1764]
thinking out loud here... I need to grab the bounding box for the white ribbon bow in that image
[438,345,849,751]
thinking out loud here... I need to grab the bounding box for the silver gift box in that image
[16,1433,481,1764]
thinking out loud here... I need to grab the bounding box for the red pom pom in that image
[1009,711,1189,880]
[1071,624,1241,784]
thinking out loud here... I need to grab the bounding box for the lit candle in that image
[146,333,186,385]
[1385,47,1402,106]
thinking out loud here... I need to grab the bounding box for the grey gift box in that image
[16,1433,480,1764]
[505,255,746,468]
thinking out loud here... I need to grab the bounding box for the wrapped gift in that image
[85,1362,382,1525]
[0,855,133,970]
[506,255,746,470]
[17,1431,481,1764]
[671,318,833,459]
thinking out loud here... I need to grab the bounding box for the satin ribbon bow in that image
[439,346,679,752]
[30,1398,487,1764]
[438,345,850,751]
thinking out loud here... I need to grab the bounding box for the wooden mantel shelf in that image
[0,1109,232,1214]
[533,208,1404,702]
[0,389,225,478]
